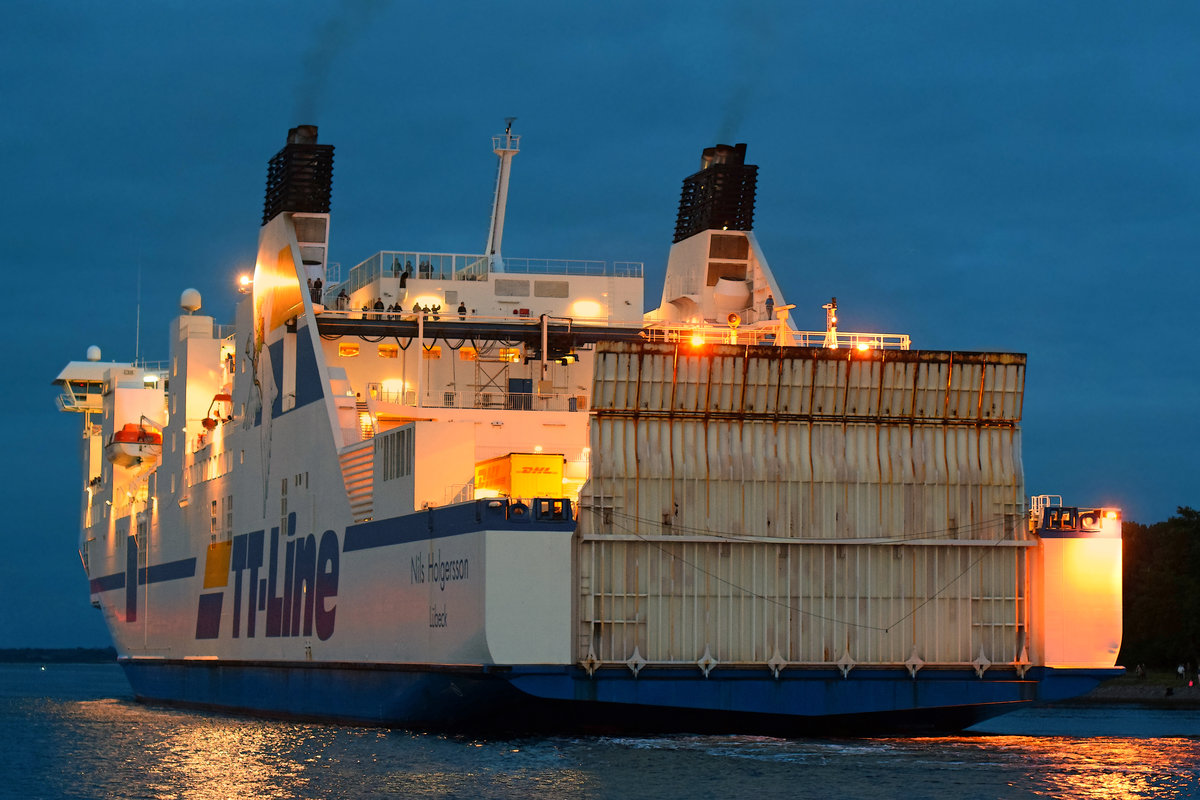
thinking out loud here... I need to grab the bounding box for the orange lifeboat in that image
[202,392,234,430]
[104,421,163,469]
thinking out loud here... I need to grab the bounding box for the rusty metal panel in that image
[846,357,881,417]
[582,342,1031,667]
[778,356,812,415]
[948,360,981,419]
[704,354,739,412]
[744,354,774,414]
[811,356,846,415]
[672,352,705,413]
[593,349,617,411]
[579,537,1028,667]
[638,350,669,412]
[880,359,915,417]
[913,355,951,418]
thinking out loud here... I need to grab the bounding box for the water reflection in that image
[54,698,596,800]
[145,717,323,799]
[12,674,1199,800]
[978,735,1200,800]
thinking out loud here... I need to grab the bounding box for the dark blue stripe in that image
[268,339,284,419]
[343,500,574,553]
[294,321,325,409]
[90,572,126,593]
[343,515,462,552]
[139,557,198,585]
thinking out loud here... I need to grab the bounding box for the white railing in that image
[642,324,911,350]
[329,250,644,300]
[366,383,587,413]
[1030,494,1062,520]
[502,258,643,277]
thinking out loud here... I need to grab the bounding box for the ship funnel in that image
[673,142,757,243]
[262,125,335,226]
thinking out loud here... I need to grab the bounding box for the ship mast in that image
[485,118,520,274]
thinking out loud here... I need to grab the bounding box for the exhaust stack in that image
[262,125,335,226]
[672,142,757,243]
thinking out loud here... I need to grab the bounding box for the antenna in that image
[485,118,520,274]
[135,263,142,365]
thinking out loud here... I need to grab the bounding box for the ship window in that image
[422,345,442,360]
[534,280,570,298]
[459,347,477,362]
[494,279,530,297]
[378,344,399,358]
[500,347,521,362]
[339,343,360,358]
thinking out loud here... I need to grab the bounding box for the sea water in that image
[4,664,1199,799]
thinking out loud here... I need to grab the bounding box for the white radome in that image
[180,288,202,312]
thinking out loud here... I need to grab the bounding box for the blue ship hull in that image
[121,658,1121,734]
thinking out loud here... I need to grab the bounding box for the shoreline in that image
[1053,678,1200,708]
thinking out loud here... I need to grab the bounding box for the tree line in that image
[1119,507,1200,668]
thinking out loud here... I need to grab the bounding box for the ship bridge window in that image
[378,344,398,358]
[459,347,477,361]
[339,343,360,358]
[422,345,442,360]
[499,347,521,362]
[68,380,102,400]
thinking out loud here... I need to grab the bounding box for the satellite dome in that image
[86,345,101,362]
[180,289,202,313]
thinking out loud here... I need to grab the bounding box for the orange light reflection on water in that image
[912,735,1200,800]
[146,718,328,800]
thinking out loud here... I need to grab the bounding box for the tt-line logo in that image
[194,513,340,641]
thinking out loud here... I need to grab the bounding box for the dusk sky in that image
[6,1,1197,646]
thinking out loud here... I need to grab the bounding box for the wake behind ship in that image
[53,125,1123,733]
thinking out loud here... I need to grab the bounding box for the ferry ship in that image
[53,124,1123,733]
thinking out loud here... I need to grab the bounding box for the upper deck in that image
[331,250,643,293]
[316,250,647,330]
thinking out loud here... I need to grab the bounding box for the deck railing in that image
[642,324,912,350]
[366,383,588,413]
[328,250,644,302]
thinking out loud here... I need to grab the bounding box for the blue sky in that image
[6,1,1198,646]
